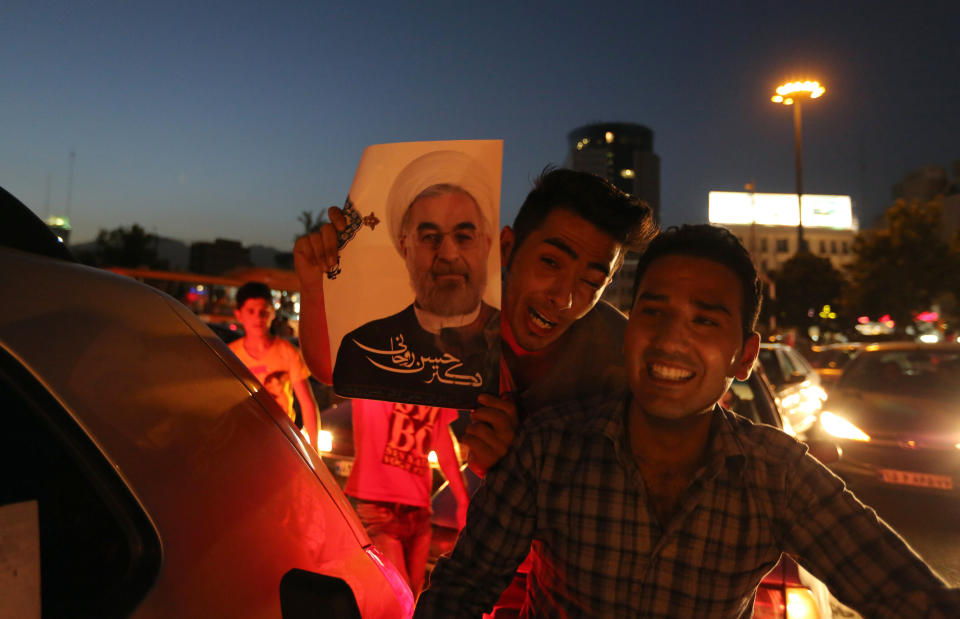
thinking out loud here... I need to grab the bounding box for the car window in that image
[758,349,785,386]
[778,349,799,378]
[0,352,160,617]
[722,373,779,428]
[788,350,814,376]
[724,380,761,423]
[840,350,960,400]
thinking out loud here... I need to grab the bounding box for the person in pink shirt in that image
[344,399,468,596]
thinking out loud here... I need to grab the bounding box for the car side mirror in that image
[806,439,840,464]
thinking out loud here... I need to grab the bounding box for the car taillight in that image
[754,586,820,619]
[364,545,415,618]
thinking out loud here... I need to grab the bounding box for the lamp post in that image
[771,80,825,253]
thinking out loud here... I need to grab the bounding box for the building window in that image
[830,240,838,254]
[761,259,768,271]
[760,238,768,252]
[842,241,849,255]
[819,240,826,254]
[776,239,789,253]
[605,131,614,144]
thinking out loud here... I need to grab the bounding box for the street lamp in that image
[771,80,825,253]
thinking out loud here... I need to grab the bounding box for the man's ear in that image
[233,308,243,322]
[500,226,515,265]
[734,332,761,381]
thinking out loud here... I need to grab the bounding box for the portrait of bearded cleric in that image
[323,141,501,408]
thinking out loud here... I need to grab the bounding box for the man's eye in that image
[455,232,476,245]
[694,316,719,326]
[540,256,559,268]
[421,233,441,245]
[581,279,602,291]
[639,306,660,316]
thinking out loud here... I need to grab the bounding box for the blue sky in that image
[3,1,957,249]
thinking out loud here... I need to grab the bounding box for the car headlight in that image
[820,411,870,442]
[786,586,820,619]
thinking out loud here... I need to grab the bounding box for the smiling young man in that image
[229,282,319,449]
[415,225,959,618]
[462,169,654,473]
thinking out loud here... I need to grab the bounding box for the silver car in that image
[758,343,828,435]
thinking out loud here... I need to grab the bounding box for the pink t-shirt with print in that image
[345,399,458,508]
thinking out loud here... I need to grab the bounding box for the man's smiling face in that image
[625,254,759,421]
[501,208,622,351]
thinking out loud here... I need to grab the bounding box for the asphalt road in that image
[844,481,960,587]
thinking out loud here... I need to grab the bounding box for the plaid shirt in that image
[415,393,959,618]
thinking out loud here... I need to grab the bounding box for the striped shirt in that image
[415,394,959,618]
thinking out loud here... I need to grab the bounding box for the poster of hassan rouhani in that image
[323,139,501,409]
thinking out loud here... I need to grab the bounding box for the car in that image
[429,365,842,619]
[811,342,960,495]
[758,343,828,435]
[0,187,413,618]
[805,343,866,390]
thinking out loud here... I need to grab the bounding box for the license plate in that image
[333,459,354,478]
[879,468,953,490]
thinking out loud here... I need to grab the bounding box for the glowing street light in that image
[771,80,825,253]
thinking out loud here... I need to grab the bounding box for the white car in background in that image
[758,343,828,436]
[0,186,413,618]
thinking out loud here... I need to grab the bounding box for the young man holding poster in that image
[460,168,654,474]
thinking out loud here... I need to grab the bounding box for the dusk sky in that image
[3,1,957,250]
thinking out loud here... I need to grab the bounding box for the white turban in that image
[385,149,495,254]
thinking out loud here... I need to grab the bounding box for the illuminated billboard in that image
[708,191,854,230]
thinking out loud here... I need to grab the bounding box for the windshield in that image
[839,349,960,400]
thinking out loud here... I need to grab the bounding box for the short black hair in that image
[510,168,657,265]
[235,281,272,309]
[632,224,762,338]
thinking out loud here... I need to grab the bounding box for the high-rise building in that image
[567,122,660,223]
[567,122,661,313]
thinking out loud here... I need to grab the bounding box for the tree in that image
[845,197,955,329]
[771,251,845,331]
[296,209,330,240]
[78,224,165,268]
